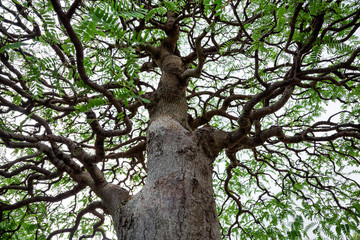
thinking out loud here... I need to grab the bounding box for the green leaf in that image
[0,42,28,53]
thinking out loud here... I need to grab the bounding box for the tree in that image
[1,0,360,239]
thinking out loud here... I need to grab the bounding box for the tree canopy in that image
[1,0,360,239]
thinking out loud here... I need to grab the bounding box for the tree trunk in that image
[113,115,221,239]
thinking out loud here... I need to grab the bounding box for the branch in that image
[246,123,360,148]
[299,12,325,54]
[72,146,107,188]
[181,30,207,80]
[46,201,106,240]
[0,184,85,211]
[300,47,360,75]
[66,0,82,18]
[106,141,146,159]
[284,3,303,55]
[250,85,294,120]
[50,0,126,116]
[0,129,94,186]
[84,111,131,138]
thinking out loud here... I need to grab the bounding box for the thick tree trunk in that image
[109,19,221,237]
[113,115,221,239]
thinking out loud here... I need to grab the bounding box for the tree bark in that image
[113,114,221,239]
[111,18,221,237]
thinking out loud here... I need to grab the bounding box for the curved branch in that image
[181,30,207,80]
[0,184,85,211]
[46,201,106,240]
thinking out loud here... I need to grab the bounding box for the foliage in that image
[0,0,360,239]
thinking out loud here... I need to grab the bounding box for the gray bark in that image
[110,23,222,238]
[113,115,221,239]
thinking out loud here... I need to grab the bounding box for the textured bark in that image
[113,115,221,239]
[111,17,222,237]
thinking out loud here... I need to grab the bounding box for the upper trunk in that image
[148,53,190,130]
